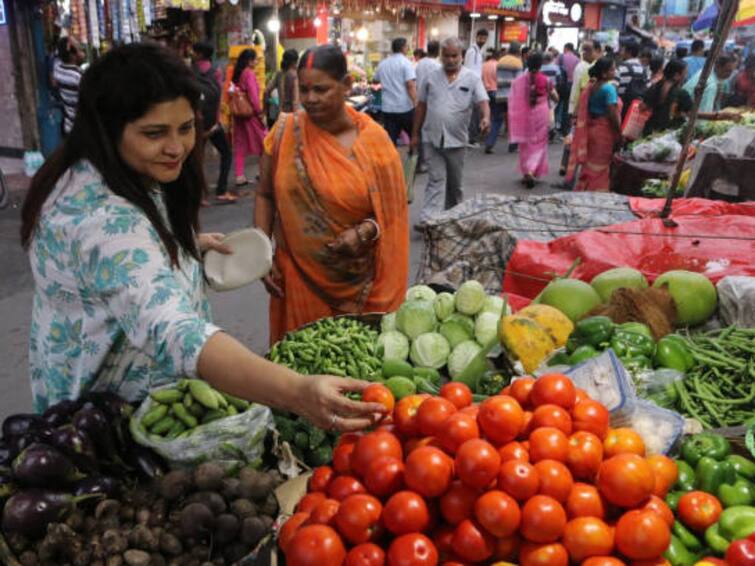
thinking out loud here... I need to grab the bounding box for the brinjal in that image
[2,489,101,538]
[2,414,44,440]
[42,399,82,428]
[0,468,16,499]
[72,475,120,499]
[72,407,118,461]
[12,443,81,487]
[50,425,98,471]
[82,391,133,420]
[0,441,15,467]
[127,445,167,480]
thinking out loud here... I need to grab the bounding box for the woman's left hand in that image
[326,227,363,257]
[199,232,233,255]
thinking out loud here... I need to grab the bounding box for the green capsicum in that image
[667,491,684,512]
[728,455,755,482]
[705,523,731,555]
[718,505,755,541]
[718,478,755,507]
[660,334,695,368]
[621,355,653,372]
[569,345,601,365]
[673,520,704,551]
[682,433,732,467]
[696,456,737,494]
[610,329,656,358]
[676,460,697,492]
[655,336,694,372]
[572,316,615,347]
[618,321,654,338]
[665,533,699,566]
[548,352,572,366]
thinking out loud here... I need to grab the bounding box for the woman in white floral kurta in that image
[21,43,384,433]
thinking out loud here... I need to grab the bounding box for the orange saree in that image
[264,107,409,344]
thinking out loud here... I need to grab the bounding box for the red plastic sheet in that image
[503,213,755,300]
[629,197,755,218]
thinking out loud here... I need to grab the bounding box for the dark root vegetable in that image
[214,513,240,544]
[238,467,274,500]
[184,491,227,515]
[230,498,257,520]
[240,516,267,547]
[221,477,240,500]
[101,528,128,555]
[158,470,191,501]
[179,503,215,539]
[223,542,250,564]
[12,443,80,487]
[159,532,183,557]
[129,524,158,551]
[123,549,151,566]
[193,463,224,492]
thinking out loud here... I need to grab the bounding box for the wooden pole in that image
[659,0,739,220]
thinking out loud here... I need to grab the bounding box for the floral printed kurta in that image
[28,161,220,412]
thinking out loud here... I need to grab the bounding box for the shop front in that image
[540,0,583,50]
[461,0,536,49]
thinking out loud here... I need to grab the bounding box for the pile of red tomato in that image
[279,373,681,566]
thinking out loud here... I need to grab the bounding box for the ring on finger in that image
[330,414,338,430]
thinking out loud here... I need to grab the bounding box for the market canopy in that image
[692,0,755,30]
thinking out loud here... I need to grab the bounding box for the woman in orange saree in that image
[567,57,622,192]
[255,45,409,345]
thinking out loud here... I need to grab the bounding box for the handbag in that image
[229,86,254,118]
[621,99,651,141]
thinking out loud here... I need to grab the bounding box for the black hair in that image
[675,46,689,59]
[650,56,665,75]
[716,54,734,69]
[192,41,214,60]
[592,40,602,51]
[508,41,522,56]
[392,37,408,54]
[476,28,489,38]
[21,43,205,265]
[521,46,531,57]
[281,48,299,71]
[565,42,575,51]
[233,49,257,84]
[589,56,615,80]
[624,42,639,58]
[691,39,705,53]
[414,48,425,59]
[57,37,77,64]
[640,48,654,60]
[298,44,348,81]
[527,50,543,73]
[663,58,687,79]
[427,40,440,58]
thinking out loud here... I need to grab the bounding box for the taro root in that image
[65,509,85,532]
[214,513,240,544]
[190,544,211,560]
[230,498,257,520]
[179,503,215,540]
[95,499,121,521]
[101,529,128,555]
[220,477,240,500]
[135,508,150,525]
[159,532,183,557]
[150,554,167,566]
[158,470,191,501]
[123,549,151,566]
[238,468,274,500]
[259,493,279,517]
[223,542,249,564]
[184,491,227,515]
[147,500,166,528]
[105,556,123,566]
[240,516,267,547]
[193,463,224,492]
[128,524,157,551]
[18,550,39,566]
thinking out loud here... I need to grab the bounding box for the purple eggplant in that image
[127,445,167,480]
[0,441,14,467]
[72,475,120,499]
[2,414,44,440]
[0,468,16,499]
[82,391,134,420]
[2,489,101,538]
[42,399,82,428]
[72,407,118,461]
[12,443,81,487]
[50,425,98,471]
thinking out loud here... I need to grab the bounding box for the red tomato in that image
[582,557,627,566]
[604,428,646,458]
[363,383,396,415]
[309,498,340,526]
[498,459,540,501]
[534,459,574,503]
[351,431,403,479]
[404,436,439,455]
[433,525,455,555]
[387,533,438,566]
[566,483,607,519]
[677,491,723,532]
[404,446,454,498]
[279,512,312,554]
[417,397,458,438]
[519,410,535,440]
[335,494,383,545]
[286,524,347,566]
[297,492,327,514]
[531,404,573,435]
[455,438,501,489]
[529,426,569,462]
[598,454,655,508]
[726,539,755,566]
[474,490,521,538]
[646,455,678,498]
[494,534,522,561]
[394,394,429,438]
[364,456,405,498]
[641,495,675,528]
[451,519,495,563]
[575,388,591,404]
[477,395,524,445]
[327,475,367,501]
[382,491,431,535]
[499,440,530,463]
[308,466,335,493]
[440,382,473,409]
[566,431,604,480]
[333,442,357,475]
[562,517,615,562]
[440,480,479,525]
[530,373,576,409]
[519,542,569,566]
[615,510,671,560]
[459,404,479,418]
[520,495,567,543]
[437,412,480,455]
[346,542,386,566]
[510,377,536,408]
[629,559,673,566]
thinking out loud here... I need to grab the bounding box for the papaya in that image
[498,314,556,373]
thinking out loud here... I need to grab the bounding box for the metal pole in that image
[273,1,279,72]
[659,0,739,220]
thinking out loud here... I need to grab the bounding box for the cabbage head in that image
[396,300,437,340]
[410,332,451,369]
[447,340,483,380]
[377,330,410,361]
[475,311,500,346]
[455,280,486,315]
[381,312,397,332]
[481,295,510,316]
[406,284,437,303]
[439,314,475,349]
[433,292,456,322]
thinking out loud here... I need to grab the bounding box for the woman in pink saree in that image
[508,51,559,188]
[230,49,268,186]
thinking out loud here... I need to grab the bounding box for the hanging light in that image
[430,26,439,36]
[356,26,369,41]
[267,17,281,32]
[488,14,498,19]
[314,16,322,26]
[470,12,481,18]
[504,16,515,21]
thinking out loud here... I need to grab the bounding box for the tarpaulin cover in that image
[629,197,755,218]
[504,211,755,300]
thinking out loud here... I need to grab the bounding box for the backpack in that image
[196,65,221,131]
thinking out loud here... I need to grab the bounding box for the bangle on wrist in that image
[355,219,380,244]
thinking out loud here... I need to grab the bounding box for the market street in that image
[0,142,564,417]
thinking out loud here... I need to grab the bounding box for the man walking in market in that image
[412,37,490,227]
[616,41,649,118]
[374,37,417,146]
[494,41,524,153]
[464,28,489,146]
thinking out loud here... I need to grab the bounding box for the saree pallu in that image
[265,108,409,344]
[508,72,551,178]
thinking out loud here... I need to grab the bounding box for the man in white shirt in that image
[464,28,489,145]
[416,40,441,89]
[374,37,417,146]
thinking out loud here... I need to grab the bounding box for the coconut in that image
[538,279,603,322]
[652,270,717,326]
[591,267,649,302]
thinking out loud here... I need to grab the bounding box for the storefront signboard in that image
[542,0,584,26]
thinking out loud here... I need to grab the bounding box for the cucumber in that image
[382,359,414,379]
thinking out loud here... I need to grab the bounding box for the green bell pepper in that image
[665,534,699,566]
[718,479,755,507]
[610,329,656,358]
[548,352,572,366]
[621,354,653,372]
[660,334,695,368]
[696,456,737,494]
[682,433,732,467]
[655,336,694,372]
[673,520,704,551]
[667,491,684,512]
[705,523,731,555]
[718,505,755,541]
[572,316,615,347]
[676,460,697,492]
[617,321,654,339]
[728,455,755,482]
[569,344,601,365]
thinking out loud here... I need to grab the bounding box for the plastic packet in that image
[611,400,685,455]
[565,350,636,413]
